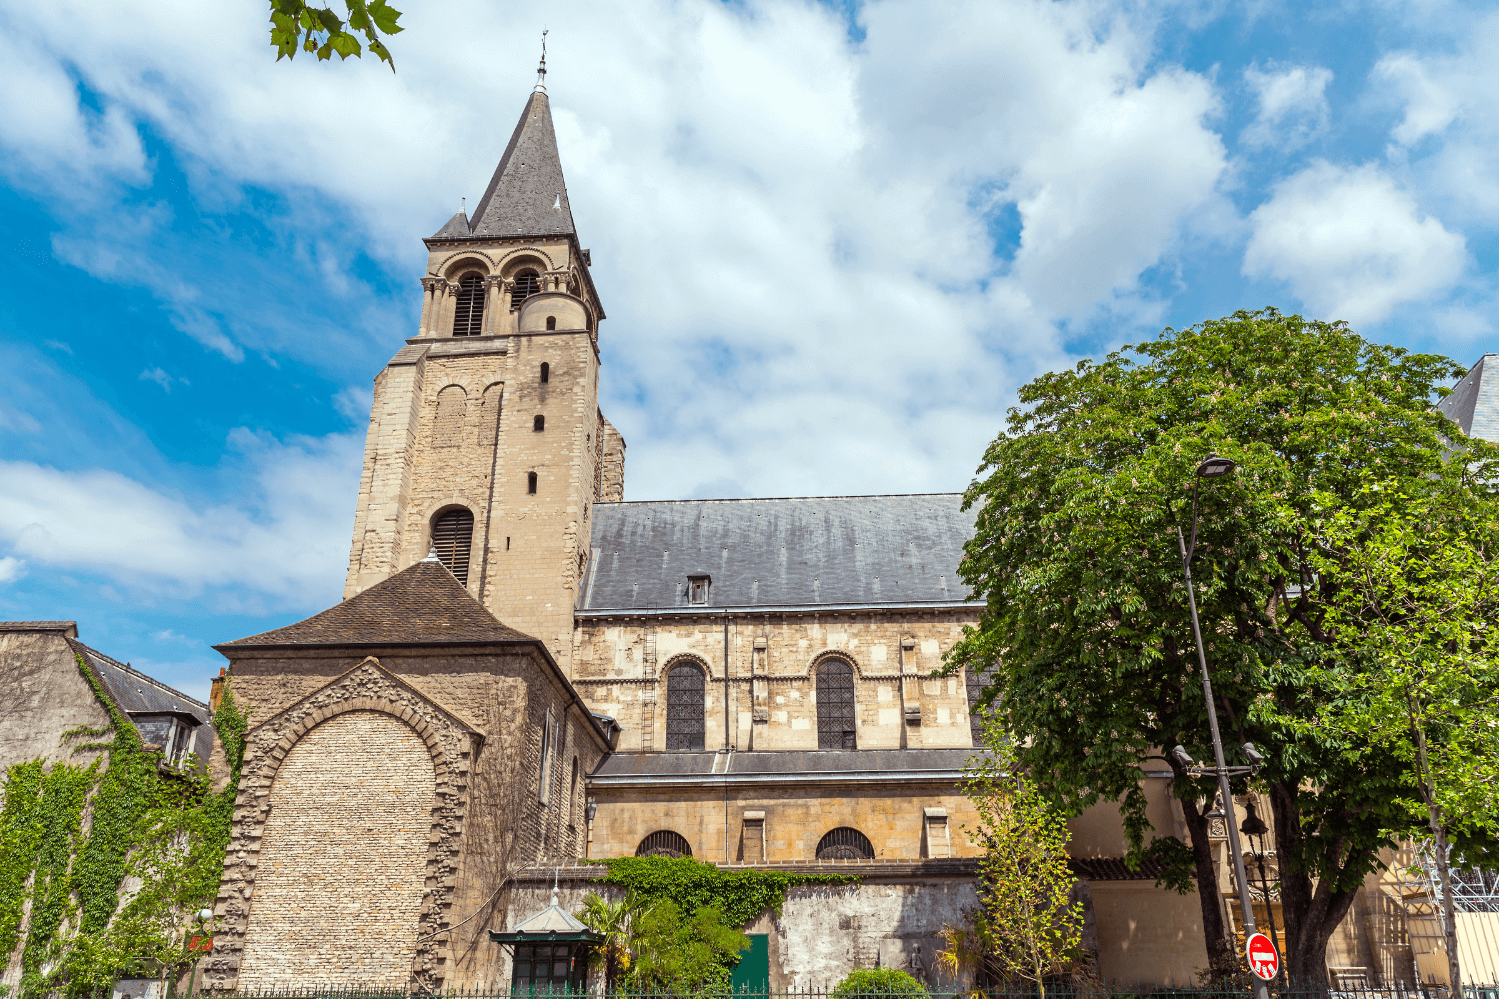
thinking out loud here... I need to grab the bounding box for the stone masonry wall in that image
[571,609,981,752]
[343,237,604,676]
[237,711,434,988]
[206,659,481,991]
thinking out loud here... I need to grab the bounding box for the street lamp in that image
[1241,798,1283,987]
[1174,455,1272,999]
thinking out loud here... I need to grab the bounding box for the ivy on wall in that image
[594,856,858,929]
[0,657,250,995]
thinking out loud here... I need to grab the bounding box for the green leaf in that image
[366,0,403,34]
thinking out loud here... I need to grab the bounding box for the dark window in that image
[431,508,474,585]
[546,315,556,330]
[665,663,706,751]
[816,658,856,749]
[527,472,538,494]
[967,663,991,747]
[540,362,550,383]
[510,941,588,995]
[511,270,540,307]
[452,273,485,336]
[687,574,711,605]
[636,830,692,858]
[816,827,873,860]
[534,414,545,432]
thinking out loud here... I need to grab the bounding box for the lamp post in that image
[1173,455,1271,999]
[1241,798,1283,988]
[184,907,213,999]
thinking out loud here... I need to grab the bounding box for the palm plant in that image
[578,891,648,993]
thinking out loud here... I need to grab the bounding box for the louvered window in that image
[431,508,474,585]
[817,827,873,860]
[665,663,706,751]
[636,830,692,858]
[511,270,540,307]
[452,274,485,336]
[816,658,856,750]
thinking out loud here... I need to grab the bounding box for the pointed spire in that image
[437,83,578,241]
[535,29,548,95]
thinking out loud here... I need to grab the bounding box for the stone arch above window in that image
[431,507,474,585]
[452,273,485,336]
[815,657,856,750]
[637,830,692,858]
[511,269,540,307]
[665,660,706,751]
[816,827,873,860]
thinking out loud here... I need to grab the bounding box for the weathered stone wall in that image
[588,784,981,863]
[600,417,625,502]
[571,609,981,752]
[483,865,976,993]
[207,659,482,990]
[0,624,110,771]
[343,237,604,675]
[237,711,435,988]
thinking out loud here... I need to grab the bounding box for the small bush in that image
[832,968,929,997]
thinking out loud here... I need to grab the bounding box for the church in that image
[190,71,1267,991]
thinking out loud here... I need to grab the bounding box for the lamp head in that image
[1171,745,1196,769]
[1196,455,1236,479]
[1239,798,1269,838]
[1242,741,1265,767]
[197,908,214,923]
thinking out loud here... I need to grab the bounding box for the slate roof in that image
[221,559,536,647]
[433,91,577,241]
[1439,354,1499,442]
[65,637,217,773]
[591,749,979,782]
[580,494,977,612]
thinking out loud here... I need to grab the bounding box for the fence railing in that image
[14,986,1499,999]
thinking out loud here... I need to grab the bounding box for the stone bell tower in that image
[343,68,625,674]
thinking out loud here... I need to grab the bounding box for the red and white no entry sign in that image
[1246,932,1280,981]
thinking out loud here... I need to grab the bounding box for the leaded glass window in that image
[665,663,705,751]
[816,658,856,750]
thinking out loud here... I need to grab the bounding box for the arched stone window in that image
[816,657,856,750]
[546,315,556,330]
[665,662,706,751]
[636,830,692,858]
[816,827,873,860]
[431,508,474,585]
[511,270,540,307]
[527,471,538,494]
[452,273,485,336]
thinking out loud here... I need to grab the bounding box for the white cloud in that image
[1374,27,1499,225]
[1241,63,1332,150]
[139,367,187,391]
[1243,161,1466,325]
[0,556,26,584]
[0,430,361,606]
[0,0,1233,502]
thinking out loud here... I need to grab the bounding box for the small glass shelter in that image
[490,888,602,996]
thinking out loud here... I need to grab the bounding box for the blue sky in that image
[2,0,1497,700]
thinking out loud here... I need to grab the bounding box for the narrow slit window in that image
[511,270,540,307]
[528,472,538,494]
[540,362,550,383]
[431,508,475,585]
[452,274,485,337]
[546,316,556,330]
[534,414,545,432]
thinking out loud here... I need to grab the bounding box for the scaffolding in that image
[1389,841,1499,985]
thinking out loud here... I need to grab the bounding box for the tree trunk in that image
[1413,710,1463,991]
[1179,790,1233,973]
[1270,779,1361,995]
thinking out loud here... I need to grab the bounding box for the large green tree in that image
[1308,484,1499,987]
[946,308,1499,989]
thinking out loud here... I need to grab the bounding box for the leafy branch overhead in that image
[269,0,403,69]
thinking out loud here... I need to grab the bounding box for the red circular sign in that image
[1246,932,1279,981]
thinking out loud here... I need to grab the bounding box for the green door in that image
[730,934,770,996]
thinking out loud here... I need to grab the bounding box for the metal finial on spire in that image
[551,867,559,907]
[534,29,548,94]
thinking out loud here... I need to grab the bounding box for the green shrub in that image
[832,968,928,997]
